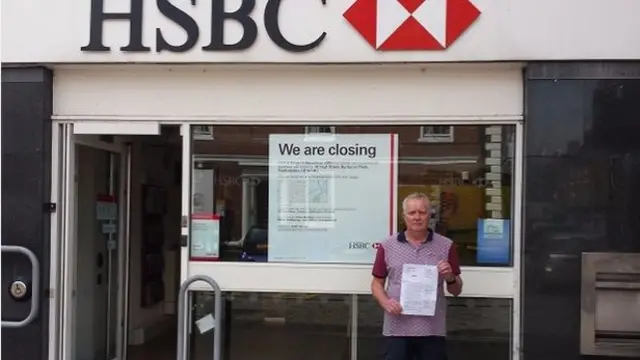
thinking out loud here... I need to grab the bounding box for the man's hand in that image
[381,298,403,315]
[437,260,455,283]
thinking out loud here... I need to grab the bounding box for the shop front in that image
[2,1,639,360]
[46,63,523,360]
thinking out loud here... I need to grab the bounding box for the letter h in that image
[81,0,150,52]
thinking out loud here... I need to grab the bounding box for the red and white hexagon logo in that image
[343,0,481,50]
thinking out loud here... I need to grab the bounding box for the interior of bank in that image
[71,124,515,360]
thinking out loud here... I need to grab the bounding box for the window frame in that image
[182,121,523,360]
[192,125,215,140]
[305,125,336,134]
[419,125,455,143]
[182,121,523,297]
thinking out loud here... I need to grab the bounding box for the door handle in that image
[1,245,40,328]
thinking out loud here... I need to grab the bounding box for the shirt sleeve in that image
[372,245,387,278]
[448,243,462,275]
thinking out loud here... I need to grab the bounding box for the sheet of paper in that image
[195,313,216,334]
[399,264,438,316]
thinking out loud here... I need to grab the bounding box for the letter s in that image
[156,0,199,52]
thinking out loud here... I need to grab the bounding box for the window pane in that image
[420,125,454,143]
[524,78,640,360]
[190,125,515,266]
[357,295,512,360]
[189,292,351,360]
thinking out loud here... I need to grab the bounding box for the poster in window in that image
[477,218,511,265]
[268,133,398,264]
[190,213,220,261]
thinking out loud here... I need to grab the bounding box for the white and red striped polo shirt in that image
[372,230,461,337]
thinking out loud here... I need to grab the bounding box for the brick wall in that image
[194,125,483,159]
[194,125,488,240]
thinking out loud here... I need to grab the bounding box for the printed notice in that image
[268,134,398,264]
[399,264,438,316]
[190,213,220,261]
[477,219,511,265]
[96,194,117,221]
[195,313,215,334]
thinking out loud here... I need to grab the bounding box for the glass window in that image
[189,292,513,360]
[189,292,351,360]
[524,78,640,359]
[189,125,515,266]
[357,296,512,360]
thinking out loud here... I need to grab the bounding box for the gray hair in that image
[402,192,431,214]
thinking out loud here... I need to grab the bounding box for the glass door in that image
[75,144,121,360]
[56,125,132,360]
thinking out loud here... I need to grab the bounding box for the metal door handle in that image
[1,245,40,328]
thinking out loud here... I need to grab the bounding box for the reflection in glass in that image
[74,147,121,360]
[524,78,640,360]
[189,292,351,360]
[190,125,515,266]
[189,292,512,360]
[358,295,511,360]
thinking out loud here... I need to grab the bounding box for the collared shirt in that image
[372,230,461,337]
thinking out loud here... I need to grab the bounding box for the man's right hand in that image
[381,298,403,315]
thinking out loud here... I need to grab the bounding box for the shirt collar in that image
[397,229,434,243]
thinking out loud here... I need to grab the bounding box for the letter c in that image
[264,0,327,52]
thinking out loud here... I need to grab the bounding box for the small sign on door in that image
[96,194,117,220]
[195,313,216,334]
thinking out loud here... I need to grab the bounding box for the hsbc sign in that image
[82,0,328,53]
[9,0,636,64]
[344,0,481,50]
[348,242,381,250]
[81,0,480,54]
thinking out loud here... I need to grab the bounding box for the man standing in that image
[371,192,462,360]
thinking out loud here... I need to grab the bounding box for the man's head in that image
[402,192,431,233]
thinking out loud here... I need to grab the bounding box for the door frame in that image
[49,123,133,360]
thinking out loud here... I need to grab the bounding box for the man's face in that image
[403,198,430,232]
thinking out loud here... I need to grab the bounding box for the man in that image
[371,192,462,360]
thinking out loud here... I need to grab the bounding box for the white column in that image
[249,181,257,227]
[485,126,503,218]
[241,177,250,236]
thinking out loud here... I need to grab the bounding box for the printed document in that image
[399,264,438,316]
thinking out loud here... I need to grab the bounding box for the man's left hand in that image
[437,260,455,283]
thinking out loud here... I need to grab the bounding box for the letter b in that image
[203,0,258,51]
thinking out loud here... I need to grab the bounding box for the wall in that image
[196,125,483,158]
[52,64,523,121]
[1,67,52,360]
[523,62,640,360]
[3,0,640,63]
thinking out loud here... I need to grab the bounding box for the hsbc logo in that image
[82,0,328,53]
[343,0,481,50]
[82,0,479,54]
[349,242,381,250]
